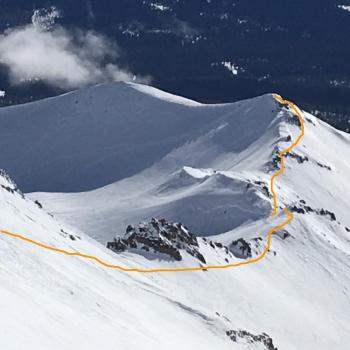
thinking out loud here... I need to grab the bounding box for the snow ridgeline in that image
[1,81,350,348]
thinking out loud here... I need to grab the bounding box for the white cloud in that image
[338,5,350,12]
[0,13,150,89]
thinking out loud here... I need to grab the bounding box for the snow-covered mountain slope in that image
[22,83,350,245]
[1,161,350,349]
[1,82,350,349]
[1,81,279,241]
[0,171,262,350]
[0,81,277,193]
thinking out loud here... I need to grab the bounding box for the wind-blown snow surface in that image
[1,82,350,349]
[0,173,242,350]
[1,167,350,349]
[0,81,278,193]
[2,81,283,240]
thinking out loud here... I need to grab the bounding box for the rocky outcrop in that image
[229,236,270,259]
[226,329,278,350]
[286,112,302,128]
[316,161,332,171]
[285,151,309,164]
[270,147,308,170]
[246,179,271,199]
[276,229,292,240]
[201,237,233,263]
[0,169,24,198]
[107,218,206,263]
[230,238,252,259]
[290,200,337,221]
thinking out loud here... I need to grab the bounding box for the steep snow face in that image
[0,81,278,192]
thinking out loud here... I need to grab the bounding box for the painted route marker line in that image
[0,94,305,273]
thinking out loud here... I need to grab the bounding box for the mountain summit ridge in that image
[0,81,278,192]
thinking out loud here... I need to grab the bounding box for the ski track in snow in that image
[0,94,305,273]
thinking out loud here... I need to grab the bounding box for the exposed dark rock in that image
[268,140,308,171]
[316,162,332,171]
[254,181,265,186]
[214,242,223,248]
[276,229,291,240]
[304,206,313,212]
[107,218,206,263]
[247,179,271,198]
[226,329,278,350]
[290,202,336,221]
[253,180,271,198]
[285,152,309,164]
[269,154,281,171]
[60,229,80,241]
[1,185,15,194]
[305,116,316,126]
[34,200,43,209]
[280,134,292,142]
[318,209,336,221]
[287,113,302,128]
[230,238,252,259]
[290,205,306,214]
[265,145,283,171]
[0,169,24,198]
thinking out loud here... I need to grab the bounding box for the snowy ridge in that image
[0,82,350,348]
[0,81,278,192]
[3,82,281,241]
[127,82,202,106]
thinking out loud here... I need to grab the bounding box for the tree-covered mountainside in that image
[0,0,349,131]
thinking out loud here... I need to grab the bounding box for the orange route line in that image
[271,94,305,217]
[0,94,305,273]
